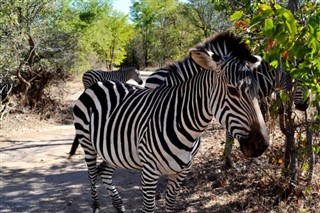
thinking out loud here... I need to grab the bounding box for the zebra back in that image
[82,67,143,89]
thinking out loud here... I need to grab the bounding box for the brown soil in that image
[1,75,319,213]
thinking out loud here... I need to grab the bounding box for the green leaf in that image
[270,60,278,68]
[282,10,296,24]
[259,4,272,11]
[280,92,289,102]
[278,9,297,37]
[230,11,243,21]
[285,20,293,35]
[261,9,274,17]
[275,32,289,47]
[264,18,274,37]
[274,4,282,10]
[308,24,314,34]
[251,14,263,26]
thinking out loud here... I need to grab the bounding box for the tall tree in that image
[72,0,134,70]
[130,0,159,67]
[181,0,229,37]
[0,0,78,110]
[130,0,200,68]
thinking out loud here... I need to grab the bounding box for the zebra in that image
[69,32,269,212]
[292,80,310,111]
[145,32,268,170]
[82,66,143,89]
[146,47,309,168]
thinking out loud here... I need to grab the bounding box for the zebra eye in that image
[228,86,240,97]
[212,54,221,62]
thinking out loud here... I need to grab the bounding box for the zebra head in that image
[190,32,269,157]
[117,66,143,85]
[133,68,143,85]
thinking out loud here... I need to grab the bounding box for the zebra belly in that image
[92,126,144,170]
[89,111,144,170]
[137,127,198,176]
[93,136,143,170]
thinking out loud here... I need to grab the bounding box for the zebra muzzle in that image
[238,129,269,157]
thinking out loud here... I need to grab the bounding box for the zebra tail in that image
[68,135,79,159]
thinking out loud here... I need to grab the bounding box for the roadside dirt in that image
[1,74,319,213]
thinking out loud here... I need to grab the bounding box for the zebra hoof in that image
[116,205,125,212]
[92,203,100,213]
[93,208,101,213]
[225,157,238,170]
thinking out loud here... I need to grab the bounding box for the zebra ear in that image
[189,48,218,70]
[246,55,262,69]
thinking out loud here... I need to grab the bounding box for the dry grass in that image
[167,122,320,213]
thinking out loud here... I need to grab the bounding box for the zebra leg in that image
[141,166,160,213]
[165,168,190,212]
[224,131,236,169]
[83,148,100,213]
[98,161,125,212]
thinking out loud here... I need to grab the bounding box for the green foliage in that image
[231,2,320,110]
[230,11,244,21]
[181,0,229,37]
[130,0,230,68]
[0,0,77,74]
[231,1,320,187]
[68,0,134,71]
[0,0,137,112]
[130,0,200,67]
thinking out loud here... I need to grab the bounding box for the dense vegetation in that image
[0,0,319,209]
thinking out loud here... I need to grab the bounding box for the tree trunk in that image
[276,58,297,185]
[306,112,314,185]
[307,103,320,184]
[287,0,300,13]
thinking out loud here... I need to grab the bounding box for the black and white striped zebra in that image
[145,32,269,170]
[69,32,269,212]
[82,66,143,89]
[246,58,309,112]
[146,43,309,168]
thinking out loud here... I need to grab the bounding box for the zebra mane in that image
[149,32,259,87]
[197,31,257,63]
[160,56,202,84]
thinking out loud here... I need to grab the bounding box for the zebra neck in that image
[170,71,218,141]
[163,57,203,85]
[117,69,132,82]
